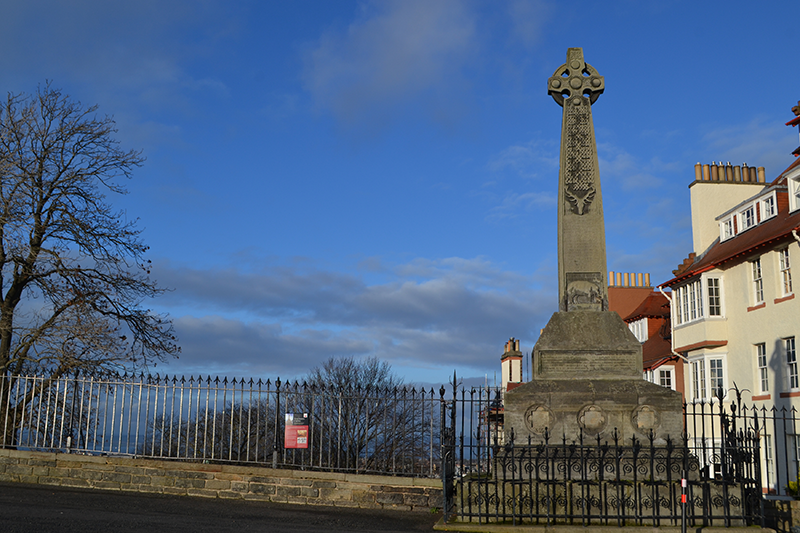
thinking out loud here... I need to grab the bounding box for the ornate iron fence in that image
[0,373,441,477]
[439,381,800,527]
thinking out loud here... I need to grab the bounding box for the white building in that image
[661,158,800,407]
[660,150,800,491]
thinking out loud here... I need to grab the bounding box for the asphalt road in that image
[0,482,441,533]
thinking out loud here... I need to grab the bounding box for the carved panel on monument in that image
[524,404,554,435]
[565,272,602,311]
[564,96,596,216]
[538,349,639,378]
[632,405,660,434]
[577,404,607,435]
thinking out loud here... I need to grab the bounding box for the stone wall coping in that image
[434,521,776,533]
[0,448,440,494]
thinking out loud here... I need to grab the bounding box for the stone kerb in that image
[0,448,441,512]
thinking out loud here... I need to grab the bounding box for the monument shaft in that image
[548,48,608,312]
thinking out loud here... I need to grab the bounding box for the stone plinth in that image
[505,311,683,443]
[532,311,642,379]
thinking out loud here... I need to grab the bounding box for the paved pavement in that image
[0,482,441,533]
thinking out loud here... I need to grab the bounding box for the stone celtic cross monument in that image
[504,49,682,443]
[550,48,607,313]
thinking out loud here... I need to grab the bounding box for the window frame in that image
[707,277,721,316]
[628,317,648,343]
[787,337,798,390]
[760,192,777,221]
[756,343,768,393]
[738,203,757,232]
[674,275,723,326]
[675,279,703,325]
[752,258,764,304]
[789,169,800,213]
[764,433,775,489]
[709,358,725,399]
[720,216,735,241]
[780,248,793,297]
[691,358,706,402]
[658,367,675,391]
[689,354,727,403]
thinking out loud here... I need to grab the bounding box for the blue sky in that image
[3,0,797,385]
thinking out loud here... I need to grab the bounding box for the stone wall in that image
[764,498,800,533]
[0,449,441,512]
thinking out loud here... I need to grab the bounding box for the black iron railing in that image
[0,373,441,477]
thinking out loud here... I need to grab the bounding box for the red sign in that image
[284,413,309,449]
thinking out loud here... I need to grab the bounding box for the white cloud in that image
[487,138,559,179]
[168,315,372,378]
[701,117,796,178]
[0,0,234,144]
[302,0,477,127]
[506,0,552,48]
[597,142,667,191]
[486,191,556,221]
[481,138,559,220]
[152,256,554,382]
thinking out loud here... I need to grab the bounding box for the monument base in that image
[504,378,684,443]
[505,311,683,443]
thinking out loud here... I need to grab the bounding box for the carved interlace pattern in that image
[564,98,595,215]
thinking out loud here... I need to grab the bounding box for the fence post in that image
[681,472,687,533]
[273,377,281,469]
[440,384,448,521]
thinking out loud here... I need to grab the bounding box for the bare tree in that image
[302,356,439,475]
[0,84,179,443]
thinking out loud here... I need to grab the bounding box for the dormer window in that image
[628,318,648,343]
[787,166,800,212]
[739,204,756,231]
[792,175,800,212]
[720,216,734,241]
[716,188,780,241]
[761,193,777,220]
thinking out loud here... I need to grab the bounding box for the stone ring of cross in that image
[547,59,604,107]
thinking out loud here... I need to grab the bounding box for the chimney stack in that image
[694,162,765,183]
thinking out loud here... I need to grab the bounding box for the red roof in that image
[642,328,674,369]
[608,286,653,320]
[662,209,800,287]
[623,291,670,322]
